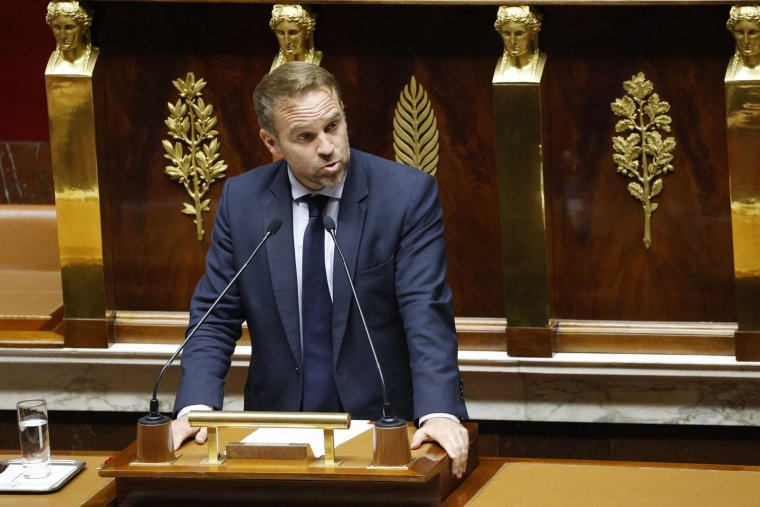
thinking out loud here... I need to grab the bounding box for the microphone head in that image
[267,218,283,235]
[323,216,336,231]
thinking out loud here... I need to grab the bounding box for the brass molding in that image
[393,76,440,177]
[163,72,228,242]
[611,72,676,250]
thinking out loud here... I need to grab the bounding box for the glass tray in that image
[0,459,85,493]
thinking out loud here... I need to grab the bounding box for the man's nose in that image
[316,134,334,156]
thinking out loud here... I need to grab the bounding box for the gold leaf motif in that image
[392,76,440,177]
[611,72,676,250]
[163,72,227,241]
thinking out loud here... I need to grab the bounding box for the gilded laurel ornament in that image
[163,72,227,242]
[611,72,676,250]
[393,76,440,177]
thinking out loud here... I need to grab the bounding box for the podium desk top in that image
[101,423,477,483]
[100,422,478,506]
[0,451,115,507]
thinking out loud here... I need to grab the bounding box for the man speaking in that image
[171,62,469,476]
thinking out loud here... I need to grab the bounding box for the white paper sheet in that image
[240,420,373,458]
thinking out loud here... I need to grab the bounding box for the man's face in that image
[733,20,760,58]
[499,21,532,58]
[274,20,306,56]
[260,86,350,190]
[51,14,82,51]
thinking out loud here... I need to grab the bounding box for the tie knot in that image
[306,194,330,218]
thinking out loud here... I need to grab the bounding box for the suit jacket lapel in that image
[263,161,302,367]
[332,152,368,361]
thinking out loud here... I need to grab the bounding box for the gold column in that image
[726,82,760,360]
[493,6,554,357]
[46,52,113,348]
[725,6,760,361]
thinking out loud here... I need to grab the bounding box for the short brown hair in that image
[253,62,342,135]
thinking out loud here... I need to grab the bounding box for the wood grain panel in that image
[543,5,736,322]
[98,3,504,315]
[97,4,736,327]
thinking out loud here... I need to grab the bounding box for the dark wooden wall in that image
[94,2,736,322]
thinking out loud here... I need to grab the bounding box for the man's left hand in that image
[410,417,469,478]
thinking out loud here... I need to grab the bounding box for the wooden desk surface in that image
[101,424,476,483]
[101,423,479,506]
[0,451,115,507]
[444,458,760,507]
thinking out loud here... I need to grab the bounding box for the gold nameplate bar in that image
[188,411,351,466]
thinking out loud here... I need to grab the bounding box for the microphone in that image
[136,218,282,462]
[323,216,403,429]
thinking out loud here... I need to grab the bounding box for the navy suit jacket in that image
[174,149,468,422]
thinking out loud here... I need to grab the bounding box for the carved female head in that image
[270,5,316,60]
[45,1,94,71]
[727,6,760,61]
[494,6,542,59]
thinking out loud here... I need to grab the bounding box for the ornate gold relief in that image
[611,72,676,250]
[45,1,100,76]
[393,76,439,177]
[493,6,547,83]
[270,4,322,71]
[726,5,760,81]
[163,72,227,242]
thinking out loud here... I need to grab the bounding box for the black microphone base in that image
[373,418,412,467]
[137,414,176,463]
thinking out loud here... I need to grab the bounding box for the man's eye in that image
[327,122,338,131]
[298,133,311,141]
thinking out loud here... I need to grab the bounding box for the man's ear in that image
[260,129,283,158]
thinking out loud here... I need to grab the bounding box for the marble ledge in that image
[2,344,760,378]
[2,345,760,425]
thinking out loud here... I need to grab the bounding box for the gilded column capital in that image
[493,5,546,84]
[45,1,99,76]
[269,4,323,72]
[726,5,760,81]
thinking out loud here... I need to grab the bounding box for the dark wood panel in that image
[543,5,736,322]
[98,3,736,324]
[99,3,504,315]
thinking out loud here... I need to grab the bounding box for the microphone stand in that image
[324,217,411,467]
[135,219,282,464]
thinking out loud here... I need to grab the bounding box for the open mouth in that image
[322,161,341,173]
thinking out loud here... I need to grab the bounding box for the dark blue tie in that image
[301,195,341,412]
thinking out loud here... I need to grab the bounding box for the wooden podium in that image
[99,422,478,506]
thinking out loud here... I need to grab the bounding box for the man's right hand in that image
[171,414,208,451]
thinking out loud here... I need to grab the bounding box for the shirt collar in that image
[287,165,345,202]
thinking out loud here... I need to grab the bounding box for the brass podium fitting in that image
[45,1,113,348]
[189,411,351,466]
[725,8,760,360]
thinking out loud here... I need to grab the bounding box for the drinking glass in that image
[16,399,51,479]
